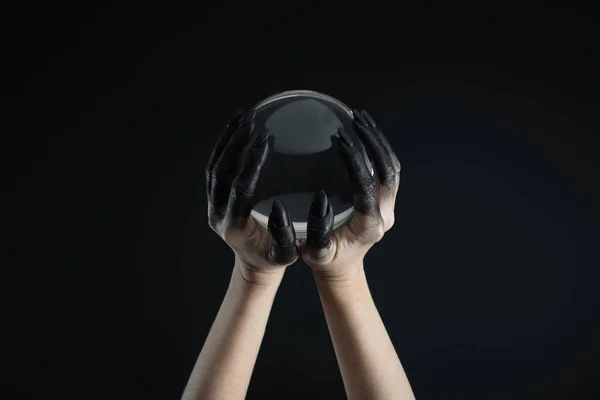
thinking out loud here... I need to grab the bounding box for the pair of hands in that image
[206,108,401,285]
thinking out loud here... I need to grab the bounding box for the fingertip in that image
[362,110,377,126]
[227,109,244,128]
[240,109,257,126]
[268,200,297,257]
[253,128,270,147]
[337,128,354,147]
[305,191,334,251]
[352,108,368,126]
[310,190,329,218]
[271,200,291,228]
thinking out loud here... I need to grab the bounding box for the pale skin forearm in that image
[181,261,284,400]
[315,263,415,400]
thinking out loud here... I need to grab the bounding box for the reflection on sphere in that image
[250,90,370,238]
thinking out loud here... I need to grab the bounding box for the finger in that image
[352,109,401,190]
[361,109,378,127]
[303,190,335,263]
[226,127,270,227]
[266,200,298,265]
[210,109,257,219]
[362,109,401,171]
[337,127,380,218]
[205,110,243,198]
[353,107,370,127]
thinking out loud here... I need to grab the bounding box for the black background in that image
[4,3,600,399]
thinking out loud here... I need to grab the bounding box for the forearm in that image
[182,262,283,400]
[315,263,415,400]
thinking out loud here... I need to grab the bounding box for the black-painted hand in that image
[206,110,298,284]
[299,109,401,282]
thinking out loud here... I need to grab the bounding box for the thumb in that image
[300,190,335,265]
[266,200,298,265]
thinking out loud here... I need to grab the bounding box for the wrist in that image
[312,261,366,288]
[314,266,371,306]
[234,257,286,289]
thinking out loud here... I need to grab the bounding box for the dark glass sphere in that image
[250,90,371,238]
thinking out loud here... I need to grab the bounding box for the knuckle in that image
[355,187,379,216]
[367,221,385,243]
[386,171,400,190]
[382,167,396,185]
[208,169,220,186]
[208,220,217,231]
[207,212,220,231]
[231,178,252,197]
[350,215,383,243]
[209,222,222,236]
[383,214,395,232]
[383,165,394,175]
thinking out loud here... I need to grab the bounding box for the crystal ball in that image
[250,90,371,239]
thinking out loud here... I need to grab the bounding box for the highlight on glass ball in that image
[248,90,372,239]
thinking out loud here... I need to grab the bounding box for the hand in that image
[206,110,299,285]
[299,109,401,284]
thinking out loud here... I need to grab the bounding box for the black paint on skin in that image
[337,125,381,217]
[207,108,397,263]
[303,110,398,254]
[206,109,297,265]
[267,200,297,264]
[206,110,255,221]
[352,109,402,191]
[305,190,334,250]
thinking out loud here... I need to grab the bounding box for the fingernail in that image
[352,108,367,126]
[362,110,376,126]
[227,110,243,128]
[311,190,329,217]
[240,109,257,126]
[337,128,354,147]
[253,128,269,147]
[272,200,290,227]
